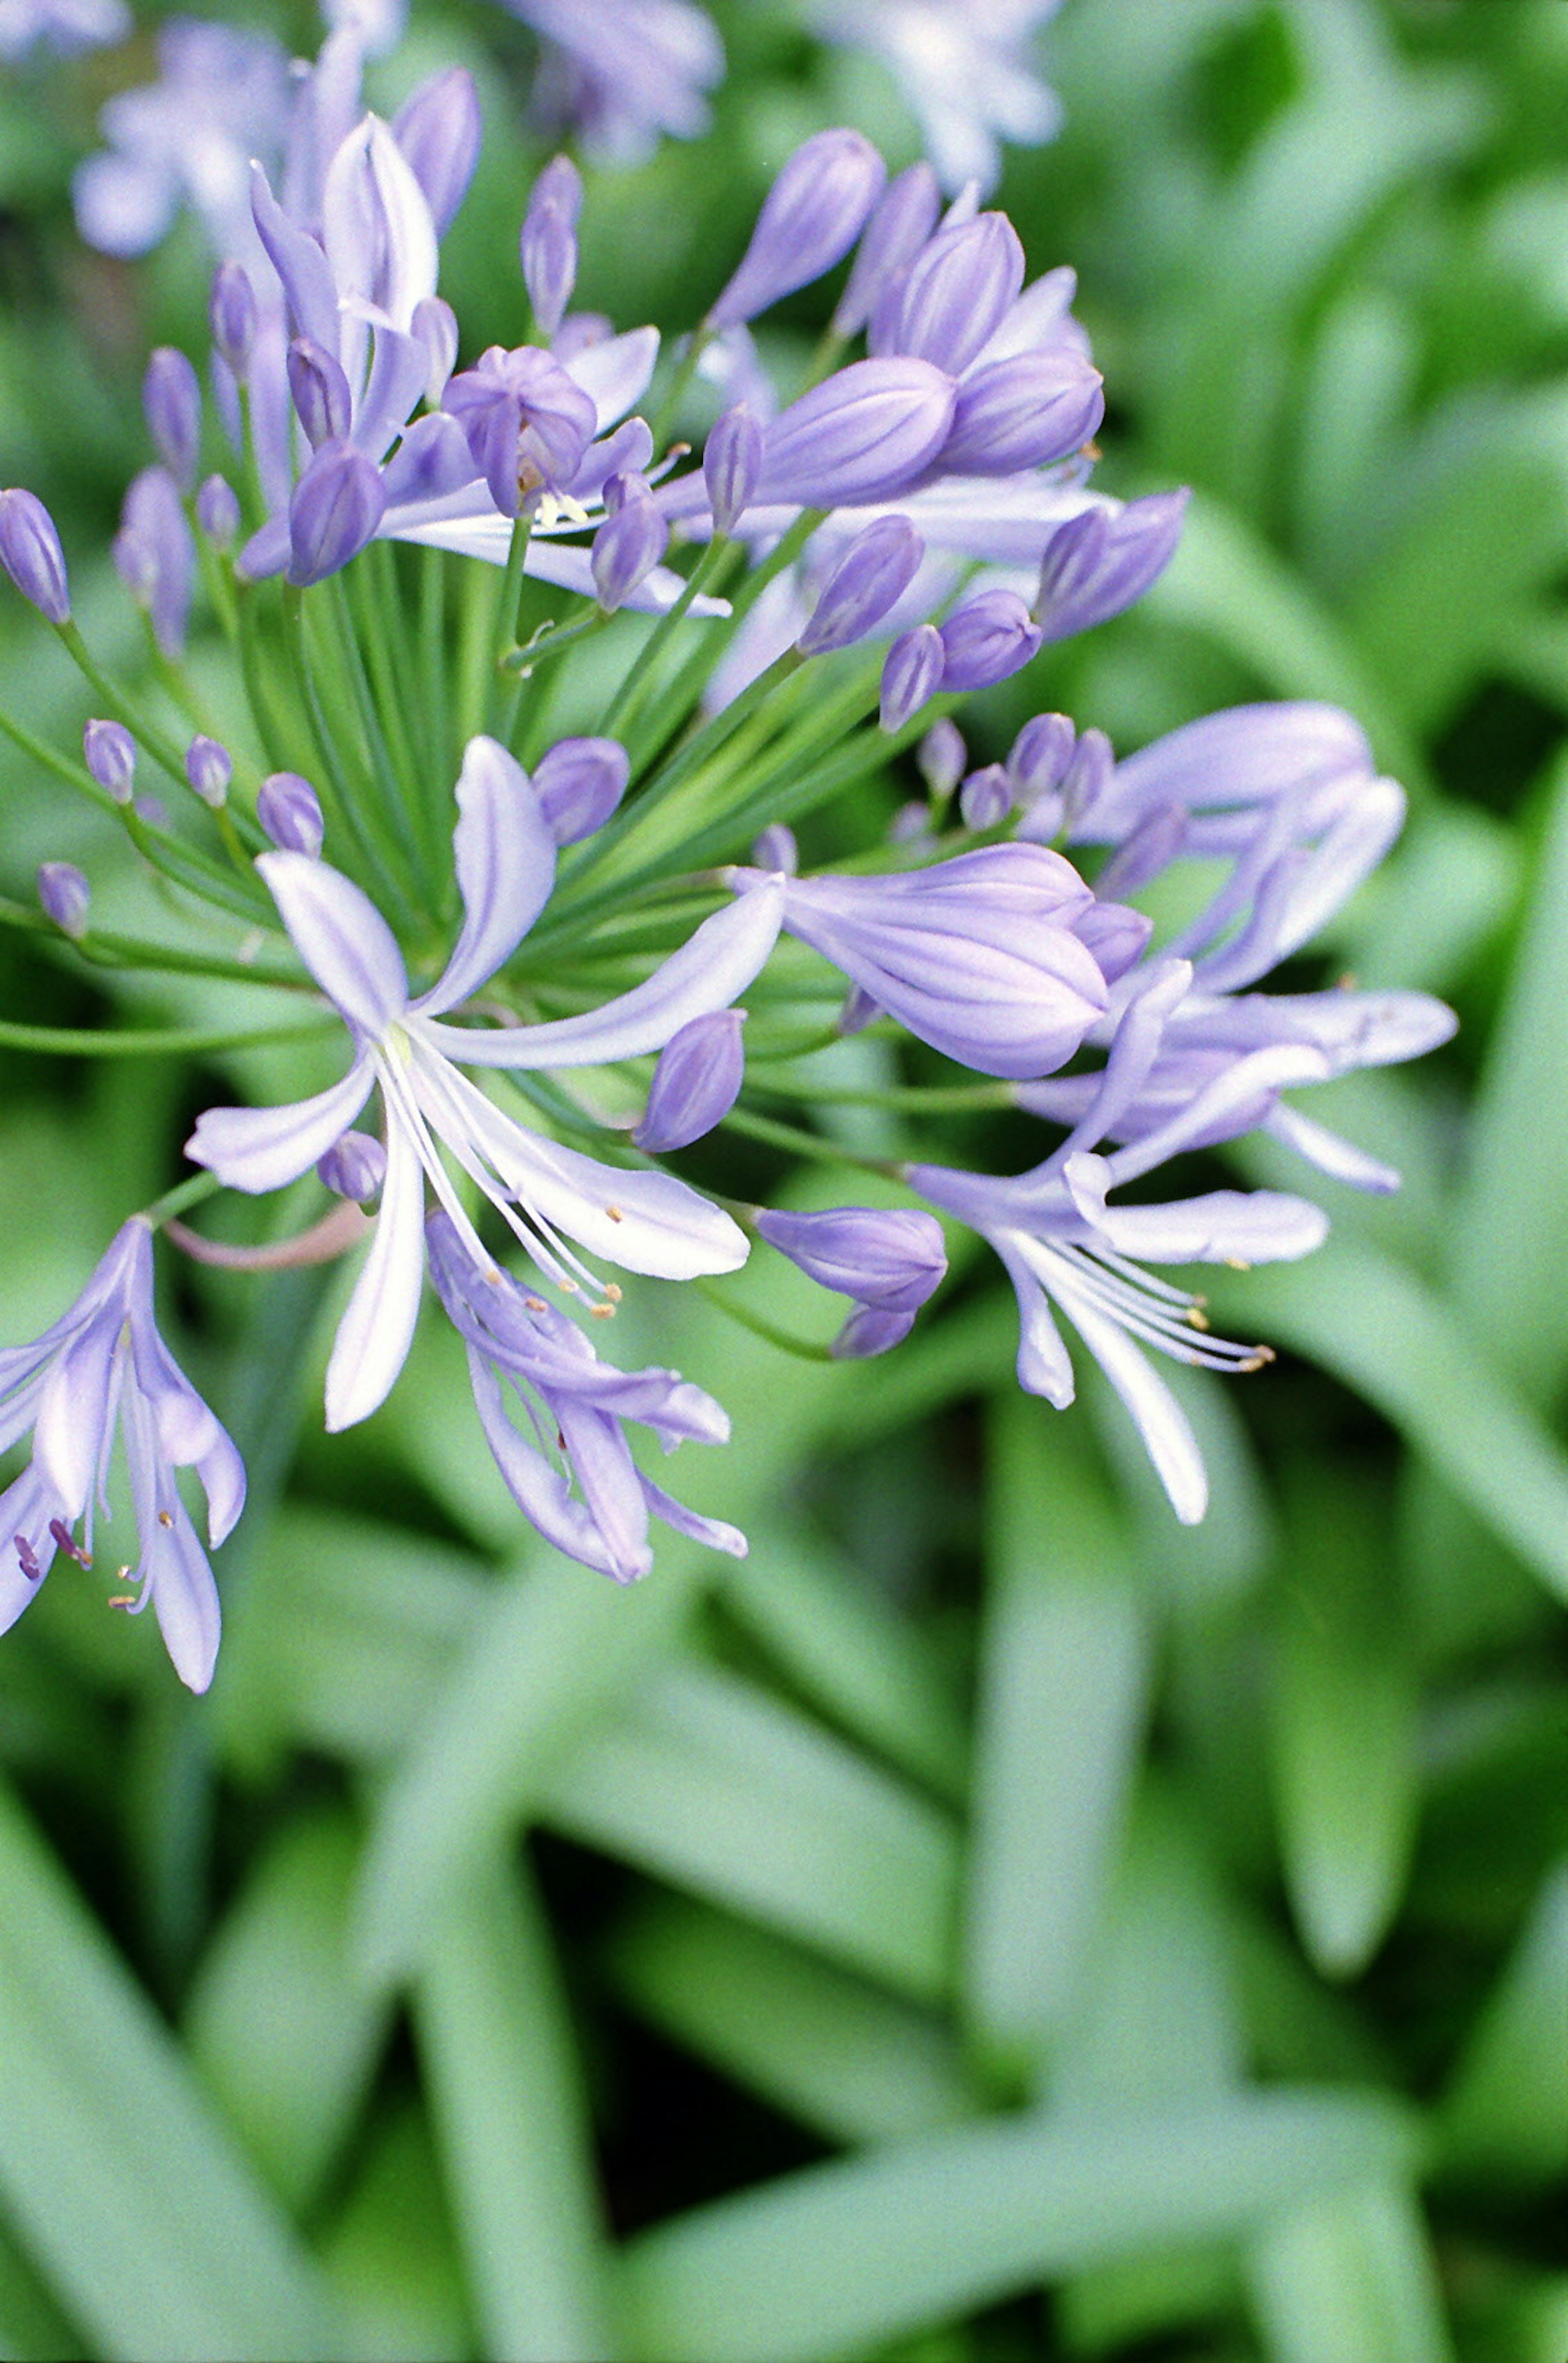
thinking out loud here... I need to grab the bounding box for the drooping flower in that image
[427,1212,745,1582]
[187,737,785,1432]
[0,1220,244,1692]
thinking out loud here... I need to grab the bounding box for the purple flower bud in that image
[797,516,924,656]
[37,862,88,940]
[209,263,257,376]
[755,1205,947,1316]
[318,1130,386,1202]
[84,718,136,803]
[959,764,1013,830]
[879,624,944,732]
[1060,726,1114,831]
[633,1009,746,1151]
[288,337,353,450]
[831,1303,916,1360]
[752,824,798,874]
[0,488,70,626]
[704,401,762,536]
[1036,490,1189,645]
[887,804,932,848]
[143,348,202,494]
[186,735,231,809]
[532,737,630,844]
[113,468,194,659]
[708,129,887,330]
[392,66,482,238]
[444,345,598,519]
[257,770,324,856]
[196,475,241,550]
[1008,711,1075,801]
[938,590,1042,690]
[753,358,955,510]
[833,160,942,338]
[412,297,460,404]
[592,489,668,612]
[521,155,582,339]
[287,440,386,587]
[918,718,966,797]
[940,351,1105,476]
[602,468,653,514]
[877,213,1025,374]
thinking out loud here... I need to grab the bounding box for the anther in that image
[13,1533,41,1583]
[604,1281,623,1302]
[526,1295,548,1312]
[48,1517,92,1568]
[590,1302,616,1320]
[1226,1257,1252,1272]
[1185,1307,1211,1332]
[157,1508,174,1528]
[107,1594,136,1610]
[606,1204,624,1223]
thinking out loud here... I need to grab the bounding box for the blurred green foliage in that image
[0,1,1566,2357]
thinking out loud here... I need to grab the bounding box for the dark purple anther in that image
[209,262,258,376]
[532,737,630,845]
[288,337,353,450]
[703,402,762,537]
[48,1517,92,1567]
[708,128,886,330]
[186,735,232,809]
[84,718,136,803]
[392,66,482,238]
[257,771,324,856]
[833,160,942,338]
[797,515,924,656]
[14,1534,41,1583]
[0,487,70,625]
[521,154,582,339]
[196,475,241,550]
[879,624,944,733]
[143,348,202,494]
[38,861,89,939]
[633,1009,747,1152]
[287,440,386,586]
[938,589,1042,690]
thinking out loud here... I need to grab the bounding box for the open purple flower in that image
[187,737,785,1433]
[0,1220,244,1692]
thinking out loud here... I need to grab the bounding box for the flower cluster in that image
[0,24,1452,1688]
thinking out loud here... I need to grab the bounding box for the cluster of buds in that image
[0,39,1452,1689]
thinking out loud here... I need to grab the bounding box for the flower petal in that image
[421,880,785,1069]
[324,1118,427,1431]
[1051,1280,1208,1524]
[560,325,660,430]
[257,851,410,1034]
[415,736,557,1016]
[185,1054,375,1193]
[1096,1189,1330,1267]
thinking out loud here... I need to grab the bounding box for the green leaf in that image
[607,1895,977,2146]
[964,1402,1150,2076]
[1247,2177,1454,2363]
[0,1780,343,2363]
[542,1657,961,2004]
[1271,1474,1419,1977]
[619,2091,1419,2363]
[1437,1857,1568,2188]
[414,1853,621,2363]
[318,2105,477,2363]
[183,1808,392,2214]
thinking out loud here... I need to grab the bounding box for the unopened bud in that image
[751,824,798,874]
[38,862,89,940]
[196,474,241,550]
[709,129,886,329]
[209,263,257,375]
[288,337,353,450]
[532,737,629,845]
[287,440,386,586]
[0,488,70,626]
[959,764,1013,830]
[257,771,324,857]
[917,717,966,798]
[84,718,136,803]
[592,488,667,612]
[703,402,762,536]
[185,735,232,809]
[143,348,202,493]
[938,589,1042,690]
[521,154,582,338]
[797,516,923,656]
[318,1130,386,1201]
[633,1009,746,1151]
[879,623,944,732]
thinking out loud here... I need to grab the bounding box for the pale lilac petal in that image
[324,1119,426,1430]
[185,1055,375,1193]
[1262,1102,1402,1194]
[994,1235,1075,1404]
[321,114,438,337]
[416,737,557,1016]
[561,325,660,430]
[257,851,410,1033]
[639,1473,747,1558]
[420,881,784,1069]
[1096,1190,1330,1267]
[146,1495,222,1693]
[1053,1282,1208,1524]
[33,1314,122,1518]
[250,163,341,353]
[1105,1046,1330,1185]
[466,1349,646,1581]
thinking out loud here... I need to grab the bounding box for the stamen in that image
[606,1204,624,1223]
[157,1508,174,1528]
[14,1533,41,1583]
[604,1281,624,1303]
[590,1302,616,1320]
[47,1517,92,1568]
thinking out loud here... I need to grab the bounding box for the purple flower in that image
[802,0,1064,194]
[873,211,1025,374]
[37,862,88,939]
[185,736,232,810]
[708,129,886,330]
[918,717,966,795]
[634,1010,746,1151]
[318,1131,386,1203]
[392,67,483,239]
[797,515,924,655]
[533,736,630,844]
[938,348,1103,475]
[879,623,945,731]
[256,772,326,858]
[833,161,942,338]
[209,263,258,374]
[0,1220,244,1692]
[733,843,1109,1078]
[427,1212,744,1583]
[592,483,669,611]
[756,358,957,511]
[287,440,387,586]
[0,488,70,626]
[756,1203,946,1356]
[704,403,763,537]
[938,588,1041,689]
[143,348,203,494]
[187,736,785,1432]
[959,764,1013,830]
[1036,490,1189,644]
[196,475,242,551]
[504,0,724,165]
[84,719,135,803]
[444,344,600,520]
[288,338,354,449]
[521,154,583,338]
[0,0,129,61]
[113,468,194,659]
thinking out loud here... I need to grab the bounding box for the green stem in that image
[143,1169,224,1229]
[0,1014,334,1057]
[692,1276,835,1363]
[720,1103,895,1176]
[648,326,714,450]
[599,534,734,744]
[54,621,190,789]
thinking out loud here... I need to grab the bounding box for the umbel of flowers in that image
[0,35,1454,1688]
